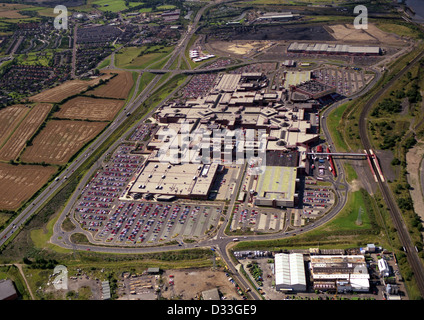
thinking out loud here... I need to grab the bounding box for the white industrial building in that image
[378,258,390,277]
[287,42,381,56]
[274,253,307,292]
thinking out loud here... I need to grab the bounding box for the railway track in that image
[358,46,424,298]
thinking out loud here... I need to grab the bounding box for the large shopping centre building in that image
[129,72,331,204]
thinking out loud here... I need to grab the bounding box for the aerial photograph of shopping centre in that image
[1,0,424,308]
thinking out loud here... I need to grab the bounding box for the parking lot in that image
[312,66,368,97]
[74,144,144,233]
[73,140,225,246]
[79,199,223,246]
[230,205,287,233]
[301,186,334,218]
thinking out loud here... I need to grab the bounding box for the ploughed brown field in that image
[0,163,57,211]
[87,70,134,100]
[0,103,52,161]
[0,105,30,148]
[54,96,125,121]
[20,120,107,165]
[29,73,114,103]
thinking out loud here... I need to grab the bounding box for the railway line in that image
[358,46,424,298]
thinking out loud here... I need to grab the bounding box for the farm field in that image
[0,163,57,210]
[0,103,51,162]
[115,46,174,70]
[92,0,128,12]
[54,96,125,121]
[29,73,113,103]
[0,3,33,19]
[20,120,107,165]
[0,105,30,148]
[87,70,134,100]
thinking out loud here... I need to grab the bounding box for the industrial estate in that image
[0,0,424,306]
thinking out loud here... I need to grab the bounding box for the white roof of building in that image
[275,253,306,287]
[378,258,389,272]
[288,42,380,55]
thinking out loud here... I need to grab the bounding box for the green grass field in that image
[15,51,53,67]
[92,0,128,12]
[343,162,358,183]
[325,190,371,231]
[136,72,156,96]
[115,46,174,69]
[326,102,350,152]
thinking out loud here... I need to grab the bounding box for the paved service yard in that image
[212,165,242,201]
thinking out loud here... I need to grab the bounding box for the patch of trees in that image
[403,136,417,150]
[18,10,39,18]
[371,98,401,117]
[380,134,399,150]
[397,197,414,211]
[23,257,59,269]
[406,82,422,104]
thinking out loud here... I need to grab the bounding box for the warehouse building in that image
[309,255,370,293]
[287,42,381,56]
[256,12,301,22]
[215,74,242,92]
[274,253,307,292]
[291,79,335,100]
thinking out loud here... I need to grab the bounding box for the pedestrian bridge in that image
[307,152,367,158]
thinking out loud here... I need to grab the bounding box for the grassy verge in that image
[136,72,156,97]
[115,45,174,70]
[326,102,351,152]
